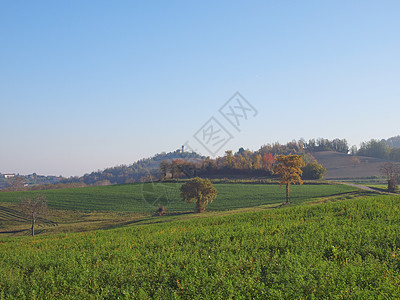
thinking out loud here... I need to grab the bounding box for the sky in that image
[1,1,399,177]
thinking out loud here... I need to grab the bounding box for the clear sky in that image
[1,1,399,177]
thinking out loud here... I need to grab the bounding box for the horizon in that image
[1,1,399,177]
[1,135,398,178]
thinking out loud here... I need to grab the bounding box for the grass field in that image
[0,183,359,237]
[1,194,400,298]
[0,183,358,213]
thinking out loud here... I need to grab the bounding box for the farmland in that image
[1,194,400,298]
[0,182,357,213]
[0,183,358,237]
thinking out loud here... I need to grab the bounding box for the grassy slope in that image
[1,194,400,298]
[0,183,357,212]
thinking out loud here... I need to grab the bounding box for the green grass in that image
[0,183,358,213]
[365,184,400,194]
[1,194,400,298]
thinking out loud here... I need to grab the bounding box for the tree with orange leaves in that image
[273,155,305,204]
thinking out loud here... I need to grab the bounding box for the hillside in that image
[0,183,358,237]
[2,194,400,298]
[62,150,205,185]
[313,151,400,179]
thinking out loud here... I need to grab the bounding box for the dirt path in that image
[341,183,377,192]
[340,183,398,195]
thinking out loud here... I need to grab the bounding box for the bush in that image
[302,163,327,180]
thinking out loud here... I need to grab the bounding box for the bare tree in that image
[380,162,400,193]
[19,194,47,236]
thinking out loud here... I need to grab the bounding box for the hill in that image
[62,150,205,185]
[313,151,400,179]
[1,194,400,298]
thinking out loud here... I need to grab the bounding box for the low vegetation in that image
[1,194,400,298]
[0,183,357,213]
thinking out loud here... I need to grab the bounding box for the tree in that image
[302,163,327,180]
[180,177,217,213]
[171,159,184,178]
[159,160,170,180]
[389,148,400,162]
[380,162,400,192]
[19,194,47,236]
[261,153,275,171]
[358,139,389,159]
[350,145,358,156]
[223,150,235,169]
[273,155,305,203]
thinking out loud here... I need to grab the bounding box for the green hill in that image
[1,194,400,298]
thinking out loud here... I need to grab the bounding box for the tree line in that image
[355,139,400,161]
[160,143,327,181]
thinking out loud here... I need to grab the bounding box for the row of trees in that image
[305,138,349,153]
[356,139,400,161]
[159,150,326,180]
[1,178,90,192]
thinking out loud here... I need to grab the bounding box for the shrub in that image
[302,163,327,180]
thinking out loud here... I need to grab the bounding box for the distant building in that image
[177,145,185,153]
[3,174,15,179]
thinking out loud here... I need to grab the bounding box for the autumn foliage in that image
[273,155,305,203]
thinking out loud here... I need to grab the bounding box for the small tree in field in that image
[273,155,305,203]
[380,162,400,192]
[180,177,217,213]
[19,194,47,236]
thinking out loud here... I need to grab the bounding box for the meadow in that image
[1,194,400,298]
[0,183,357,213]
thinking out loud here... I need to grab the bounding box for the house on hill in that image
[177,145,185,153]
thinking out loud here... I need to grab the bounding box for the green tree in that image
[302,163,327,180]
[358,139,389,159]
[273,155,305,203]
[180,177,217,213]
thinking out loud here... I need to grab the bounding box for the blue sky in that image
[1,1,399,176]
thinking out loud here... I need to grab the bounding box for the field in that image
[1,194,400,298]
[1,182,390,298]
[0,183,357,212]
[312,151,400,180]
[0,183,358,237]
